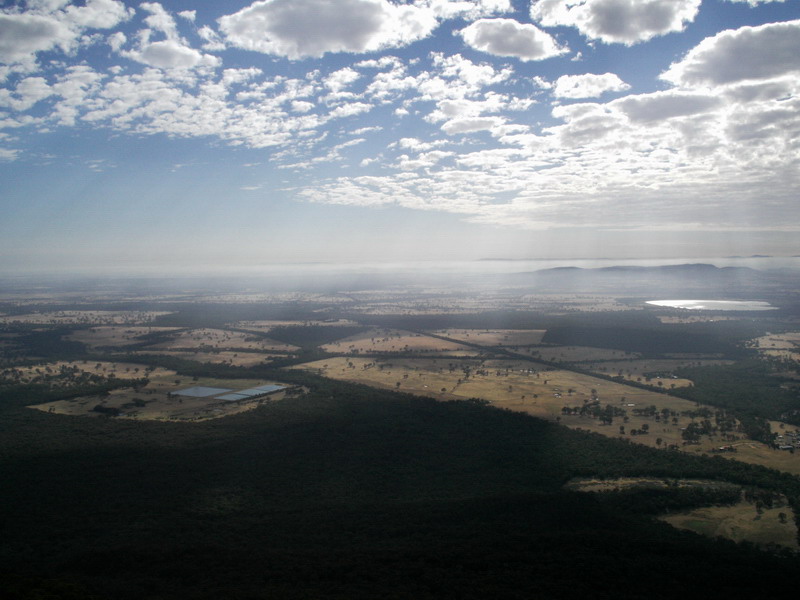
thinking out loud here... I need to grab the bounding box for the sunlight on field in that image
[321,329,475,354]
[150,328,298,352]
[295,356,800,476]
[0,311,170,324]
[567,477,797,549]
[131,349,281,367]
[661,501,797,549]
[232,319,359,332]
[434,329,546,346]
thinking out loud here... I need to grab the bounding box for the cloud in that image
[662,20,800,87]
[460,18,567,61]
[0,0,132,67]
[612,90,720,123]
[125,39,220,70]
[0,13,74,64]
[441,116,504,134]
[219,0,438,59]
[531,0,701,45]
[553,72,630,98]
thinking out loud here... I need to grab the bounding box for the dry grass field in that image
[0,310,170,325]
[149,328,298,352]
[131,349,281,367]
[68,326,181,349]
[433,329,547,347]
[31,367,296,421]
[660,501,797,549]
[566,477,797,549]
[293,356,800,476]
[657,315,743,323]
[321,329,475,355]
[7,360,171,384]
[232,319,359,332]
[752,332,800,361]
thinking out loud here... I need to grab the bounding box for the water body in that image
[646,300,776,311]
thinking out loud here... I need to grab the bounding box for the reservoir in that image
[646,300,776,311]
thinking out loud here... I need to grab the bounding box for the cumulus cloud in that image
[662,19,800,87]
[128,39,220,70]
[441,116,504,134]
[460,18,567,61]
[219,0,438,59]
[0,13,73,64]
[553,72,630,98]
[613,91,721,123]
[0,0,132,67]
[531,0,701,45]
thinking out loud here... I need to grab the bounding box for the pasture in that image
[131,349,281,367]
[0,310,170,325]
[433,329,546,347]
[660,500,797,549]
[320,329,475,355]
[148,328,298,352]
[295,356,800,475]
[567,477,797,549]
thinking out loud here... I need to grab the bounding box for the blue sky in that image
[0,0,798,273]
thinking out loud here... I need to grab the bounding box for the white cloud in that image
[178,10,197,22]
[427,0,513,19]
[140,2,180,40]
[0,76,52,110]
[125,39,220,70]
[531,0,701,45]
[291,100,315,113]
[219,0,439,59]
[662,20,800,87]
[441,116,504,134]
[0,0,131,68]
[612,90,721,123]
[107,31,126,52]
[324,67,361,92]
[0,13,74,64]
[65,0,133,30]
[460,18,567,61]
[553,72,630,98]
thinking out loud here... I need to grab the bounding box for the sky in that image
[0,0,798,274]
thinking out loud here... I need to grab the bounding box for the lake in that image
[646,300,776,311]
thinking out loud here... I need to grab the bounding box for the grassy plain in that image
[149,328,298,352]
[131,349,280,367]
[321,329,476,355]
[0,310,170,324]
[752,332,800,361]
[566,477,797,549]
[661,502,797,549]
[294,356,800,475]
[7,360,167,384]
[232,319,359,332]
[433,328,546,346]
